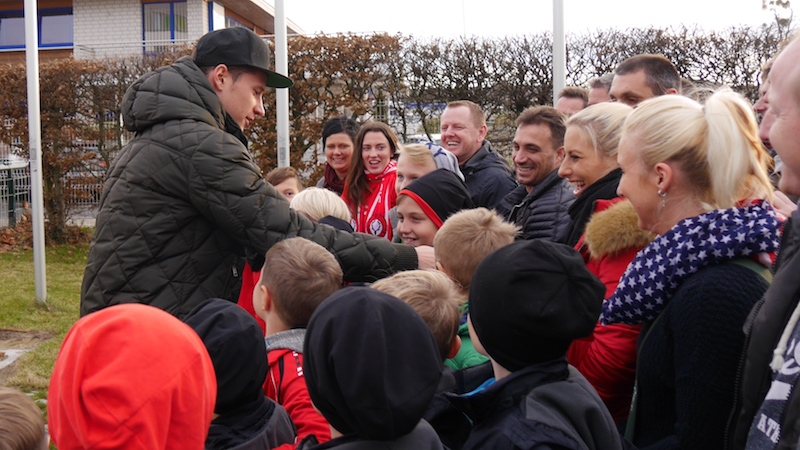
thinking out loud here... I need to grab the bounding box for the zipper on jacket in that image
[723,294,767,450]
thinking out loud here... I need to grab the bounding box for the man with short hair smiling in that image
[609,54,680,107]
[495,106,574,242]
[439,101,517,208]
[81,27,424,319]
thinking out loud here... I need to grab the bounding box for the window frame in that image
[141,0,188,54]
[0,7,73,50]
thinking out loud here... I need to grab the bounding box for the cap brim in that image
[266,70,293,88]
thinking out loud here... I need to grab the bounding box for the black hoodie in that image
[302,287,444,449]
[184,298,296,449]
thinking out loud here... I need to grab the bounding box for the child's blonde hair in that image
[290,187,352,222]
[434,208,519,290]
[372,270,462,360]
[0,387,47,450]
[260,238,343,328]
[399,144,437,167]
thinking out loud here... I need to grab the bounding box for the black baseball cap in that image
[194,27,293,88]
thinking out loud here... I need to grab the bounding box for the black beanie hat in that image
[303,287,443,440]
[469,239,605,372]
[322,117,360,150]
[184,298,269,416]
[399,169,475,227]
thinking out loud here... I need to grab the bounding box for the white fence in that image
[0,157,31,228]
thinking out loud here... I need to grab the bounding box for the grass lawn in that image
[0,244,86,393]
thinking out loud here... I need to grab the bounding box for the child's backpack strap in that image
[730,258,773,283]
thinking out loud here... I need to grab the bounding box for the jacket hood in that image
[461,140,513,174]
[583,199,656,258]
[303,287,443,440]
[48,304,216,449]
[184,298,269,417]
[122,56,225,133]
[265,328,306,353]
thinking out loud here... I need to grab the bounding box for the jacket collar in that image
[460,140,493,172]
[505,169,563,211]
[265,328,306,353]
[447,358,569,423]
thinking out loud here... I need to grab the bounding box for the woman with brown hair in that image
[317,117,359,195]
[343,121,400,240]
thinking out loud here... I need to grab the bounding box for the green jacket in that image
[445,308,490,371]
[80,57,417,318]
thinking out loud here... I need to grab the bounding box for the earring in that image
[657,189,667,208]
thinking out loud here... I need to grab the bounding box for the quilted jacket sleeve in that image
[519,185,574,243]
[185,130,417,282]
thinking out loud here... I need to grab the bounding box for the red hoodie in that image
[264,331,332,448]
[48,304,217,450]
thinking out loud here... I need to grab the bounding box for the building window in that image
[0,8,73,49]
[143,1,188,53]
[224,16,249,29]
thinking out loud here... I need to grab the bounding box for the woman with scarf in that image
[602,90,779,449]
[317,117,359,195]
[343,121,400,240]
[559,102,657,425]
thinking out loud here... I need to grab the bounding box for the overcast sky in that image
[284,0,779,38]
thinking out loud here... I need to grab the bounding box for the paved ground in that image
[0,330,54,386]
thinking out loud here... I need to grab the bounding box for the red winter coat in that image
[237,262,266,334]
[264,332,331,449]
[567,198,655,424]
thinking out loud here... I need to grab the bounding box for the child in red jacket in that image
[252,238,344,447]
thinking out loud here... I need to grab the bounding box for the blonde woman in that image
[601,90,779,448]
[558,102,656,425]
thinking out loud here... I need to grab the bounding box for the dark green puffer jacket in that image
[80,56,417,319]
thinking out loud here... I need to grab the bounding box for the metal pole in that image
[274,0,290,168]
[552,0,566,105]
[24,0,47,303]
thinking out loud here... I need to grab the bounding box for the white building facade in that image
[0,0,303,62]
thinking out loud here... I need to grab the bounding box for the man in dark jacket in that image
[440,101,517,209]
[80,28,422,319]
[495,106,574,243]
[733,33,800,450]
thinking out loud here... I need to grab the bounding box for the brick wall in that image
[73,0,209,59]
[187,0,208,38]
[73,0,143,59]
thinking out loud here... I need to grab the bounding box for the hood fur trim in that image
[584,200,656,258]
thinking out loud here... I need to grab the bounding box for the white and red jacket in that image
[344,161,398,240]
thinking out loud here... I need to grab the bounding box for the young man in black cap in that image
[81,27,427,319]
[453,239,622,450]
